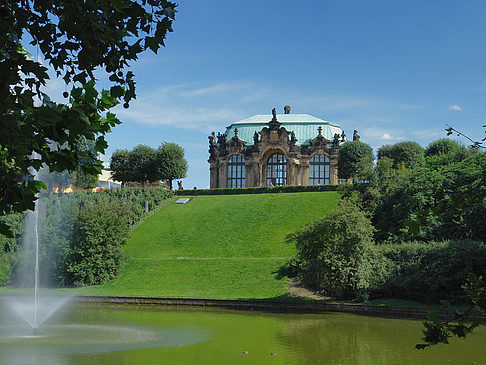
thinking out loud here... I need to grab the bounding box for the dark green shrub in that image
[0,213,24,285]
[289,200,381,300]
[175,185,338,196]
[375,240,486,303]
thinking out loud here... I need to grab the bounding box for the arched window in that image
[227,154,245,188]
[267,153,287,186]
[309,154,330,185]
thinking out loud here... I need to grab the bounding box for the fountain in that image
[5,195,70,335]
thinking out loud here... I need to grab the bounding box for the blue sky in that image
[45,0,486,188]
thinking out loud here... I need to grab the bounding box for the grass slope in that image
[74,192,339,298]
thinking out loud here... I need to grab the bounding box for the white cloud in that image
[179,82,254,97]
[361,127,405,141]
[449,104,462,111]
[380,133,405,141]
[111,82,259,132]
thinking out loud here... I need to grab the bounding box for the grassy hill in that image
[75,192,339,299]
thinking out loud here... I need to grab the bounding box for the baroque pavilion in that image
[208,106,356,188]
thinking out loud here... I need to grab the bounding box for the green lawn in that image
[47,192,339,298]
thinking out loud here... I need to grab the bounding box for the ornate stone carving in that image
[208,131,217,160]
[226,128,246,155]
[208,110,350,188]
[309,126,331,156]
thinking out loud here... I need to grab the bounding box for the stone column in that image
[300,157,310,186]
[218,161,227,188]
[209,161,219,188]
[287,157,300,186]
[329,156,338,185]
[245,156,260,187]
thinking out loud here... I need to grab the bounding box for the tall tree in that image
[337,141,374,182]
[157,142,187,189]
[110,150,132,187]
[128,145,160,185]
[0,0,176,236]
[377,141,424,169]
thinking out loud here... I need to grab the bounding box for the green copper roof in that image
[225,114,342,146]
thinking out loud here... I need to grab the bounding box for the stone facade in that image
[209,109,350,188]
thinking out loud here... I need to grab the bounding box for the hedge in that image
[175,185,339,196]
[373,240,486,303]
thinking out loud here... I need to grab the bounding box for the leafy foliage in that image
[377,141,424,169]
[70,166,99,189]
[425,138,466,157]
[65,202,132,286]
[424,138,469,171]
[110,149,132,186]
[376,240,486,303]
[0,0,177,236]
[110,143,187,187]
[337,141,374,181]
[0,213,24,284]
[157,142,188,189]
[287,200,384,300]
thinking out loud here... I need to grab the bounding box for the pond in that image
[0,300,484,364]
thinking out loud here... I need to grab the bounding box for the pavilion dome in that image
[224,113,343,146]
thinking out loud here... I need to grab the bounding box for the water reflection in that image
[0,299,484,365]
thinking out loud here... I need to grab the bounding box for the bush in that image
[64,202,133,286]
[0,213,24,285]
[288,200,382,300]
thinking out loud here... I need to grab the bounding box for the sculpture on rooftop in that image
[253,131,259,144]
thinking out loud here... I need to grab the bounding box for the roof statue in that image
[333,133,340,146]
[284,105,291,114]
[253,131,259,144]
[353,130,360,141]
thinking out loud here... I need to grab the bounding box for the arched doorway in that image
[227,154,245,188]
[266,153,287,186]
[309,154,330,185]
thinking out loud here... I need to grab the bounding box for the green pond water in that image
[0,301,485,364]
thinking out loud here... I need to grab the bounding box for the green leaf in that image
[110,86,125,98]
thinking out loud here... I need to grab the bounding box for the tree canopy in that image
[377,141,424,169]
[110,143,187,187]
[0,0,177,236]
[157,142,188,189]
[337,140,374,181]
